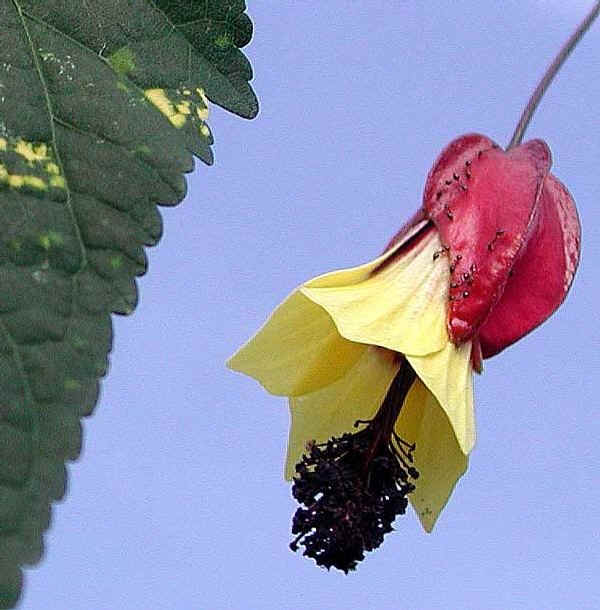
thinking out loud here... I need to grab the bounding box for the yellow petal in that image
[227,220,430,396]
[301,227,449,356]
[407,340,475,454]
[396,378,468,532]
[285,347,400,479]
[227,291,367,396]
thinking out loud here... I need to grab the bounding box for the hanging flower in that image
[227,134,580,572]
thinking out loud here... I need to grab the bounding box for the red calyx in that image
[423,133,580,357]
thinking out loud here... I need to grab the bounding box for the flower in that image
[227,134,580,571]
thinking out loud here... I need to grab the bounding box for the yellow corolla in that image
[228,221,474,534]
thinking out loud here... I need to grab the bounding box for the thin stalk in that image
[507,2,600,149]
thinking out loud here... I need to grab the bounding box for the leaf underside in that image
[0,0,257,606]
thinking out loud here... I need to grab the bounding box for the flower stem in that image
[507,2,600,149]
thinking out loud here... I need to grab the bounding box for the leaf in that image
[0,1,257,606]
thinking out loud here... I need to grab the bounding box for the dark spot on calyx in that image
[289,362,419,573]
[487,228,506,251]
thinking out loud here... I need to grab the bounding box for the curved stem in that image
[507,2,600,149]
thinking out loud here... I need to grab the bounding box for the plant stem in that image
[507,2,600,149]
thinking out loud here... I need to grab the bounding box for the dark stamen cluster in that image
[289,363,419,573]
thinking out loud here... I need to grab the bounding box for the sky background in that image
[22,2,600,608]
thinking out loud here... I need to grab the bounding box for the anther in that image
[289,364,420,573]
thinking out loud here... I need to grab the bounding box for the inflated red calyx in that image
[422,133,580,357]
[477,172,580,357]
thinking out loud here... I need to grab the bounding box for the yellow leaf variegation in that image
[228,223,476,530]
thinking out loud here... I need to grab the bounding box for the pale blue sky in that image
[24,2,600,608]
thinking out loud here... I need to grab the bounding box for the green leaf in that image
[0,0,257,606]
